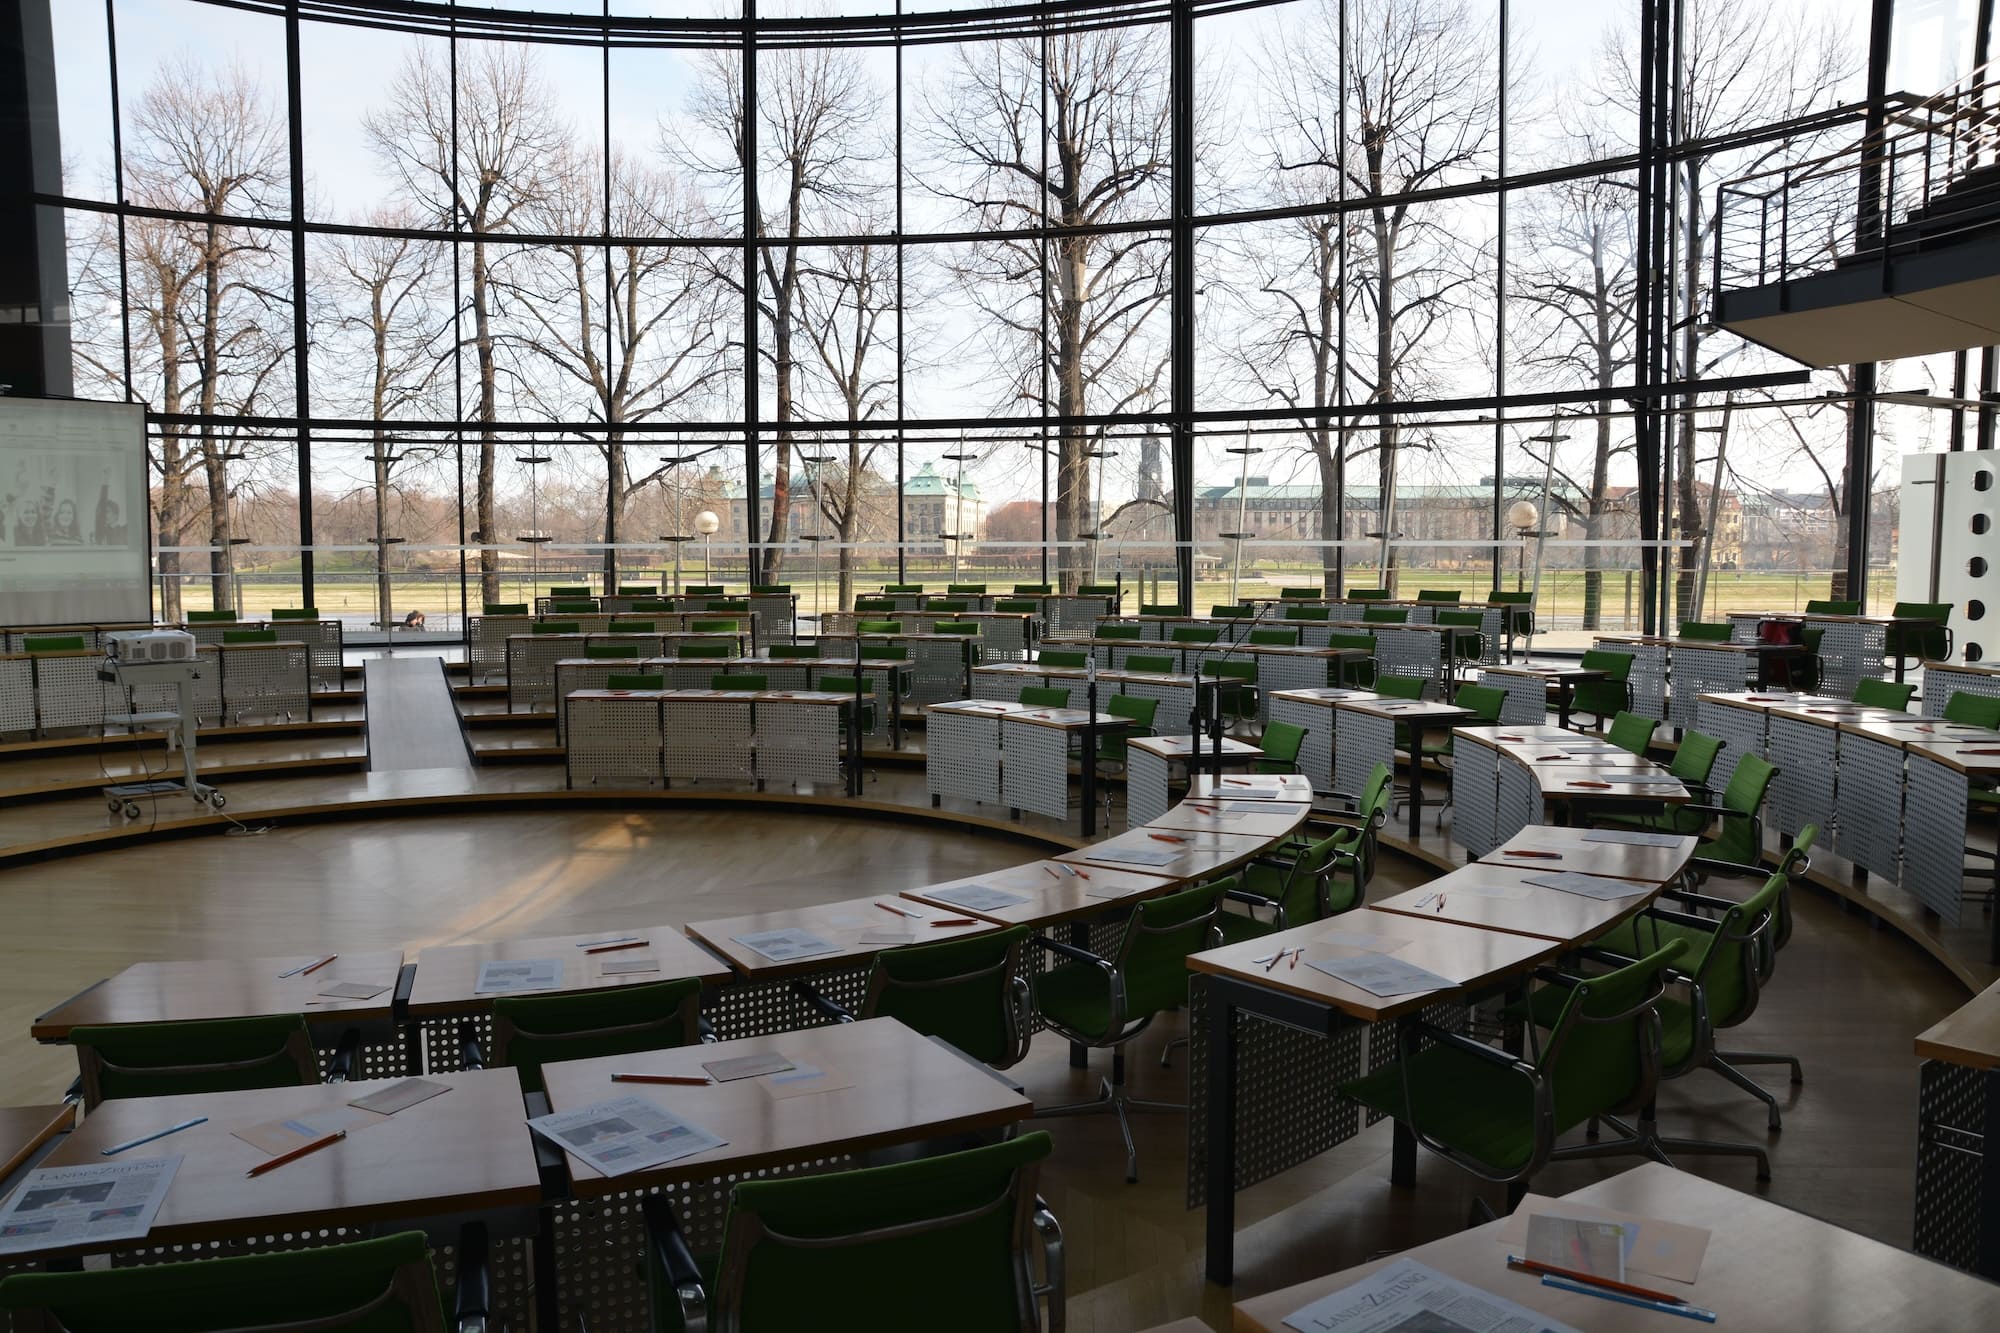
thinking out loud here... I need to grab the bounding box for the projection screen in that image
[0,397,152,625]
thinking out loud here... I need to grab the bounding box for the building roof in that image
[1193,477,1592,504]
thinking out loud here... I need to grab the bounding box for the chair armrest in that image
[1414,1022,1537,1073]
[1644,905,1724,933]
[62,1075,82,1106]
[1657,886,1748,915]
[1224,886,1280,911]
[789,979,856,1025]
[1249,850,1303,872]
[1032,934,1111,969]
[456,1021,485,1071]
[642,1196,709,1333]
[1032,1196,1067,1333]
[324,1028,361,1083]
[453,1221,491,1333]
[1675,802,1738,818]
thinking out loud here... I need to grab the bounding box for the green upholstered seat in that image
[1375,674,1425,702]
[856,620,902,635]
[1423,683,1503,756]
[1889,602,1953,667]
[533,621,581,635]
[1096,694,1159,766]
[928,600,969,614]
[1416,589,1461,603]
[750,585,789,595]
[1607,710,1655,755]
[689,619,740,633]
[1210,604,1252,619]
[1097,624,1143,641]
[678,642,732,659]
[1348,589,1391,600]
[1170,626,1221,644]
[1361,606,1407,624]
[1248,628,1300,646]
[1342,942,1685,1182]
[1688,751,1778,872]
[550,586,591,597]
[1571,650,1635,723]
[0,1230,452,1333]
[1285,605,1332,622]
[1596,731,1723,834]
[71,1015,319,1109]
[1216,826,1353,946]
[623,585,664,596]
[551,600,597,614]
[931,621,979,636]
[1139,603,1183,617]
[863,927,1033,1069]
[1014,583,1054,595]
[1678,621,1730,641]
[185,609,238,622]
[1123,653,1176,675]
[483,603,530,615]
[492,977,703,1095]
[1851,678,1915,710]
[1018,685,1071,708]
[1035,879,1222,1046]
[1944,690,2000,729]
[1490,590,1534,638]
[1279,587,1324,600]
[946,584,987,595]
[607,673,664,690]
[1805,599,1859,615]
[995,599,1039,613]
[818,675,876,734]
[1201,660,1258,722]
[1257,719,1307,773]
[1328,632,1376,687]
[882,584,922,595]
[685,586,725,597]
[270,607,319,620]
[1436,610,1485,663]
[854,598,897,614]
[22,635,87,652]
[1037,649,1089,668]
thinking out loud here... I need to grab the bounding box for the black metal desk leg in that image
[1406,720,1426,841]
[1205,990,1239,1286]
[1556,682,1573,730]
[1391,1117,1418,1187]
[1067,921,1092,1069]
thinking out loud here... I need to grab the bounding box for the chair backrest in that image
[863,926,1033,1068]
[1279,587,1323,600]
[690,618,740,633]
[883,583,923,595]
[1677,871,1789,1037]
[1851,678,1915,710]
[484,602,530,615]
[751,584,790,596]
[71,1015,320,1109]
[607,672,664,690]
[550,585,592,597]
[1536,940,1687,1131]
[585,643,641,659]
[1943,690,2000,729]
[767,643,821,659]
[928,600,969,614]
[1416,589,1461,603]
[679,642,732,658]
[1097,624,1143,640]
[1669,731,1723,786]
[1805,599,1860,615]
[1375,674,1426,701]
[718,673,768,691]
[608,620,656,633]
[686,585,726,597]
[1348,589,1391,600]
[1018,685,1071,708]
[706,600,750,613]
[22,634,86,653]
[1285,605,1332,621]
[1607,711,1655,755]
[947,583,987,595]
[270,607,319,620]
[1074,584,1117,597]
[1270,827,1349,925]
[1453,683,1505,723]
[621,585,662,596]
[1361,606,1407,624]
[857,620,903,635]
[1436,610,1482,627]
[1110,879,1225,983]
[1327,631,1375,653]
[1489,591,1533,606]
[185,609,238,622]
[1139,603,1183,617]
[533,621,581,635]
[1890,602,1953,661]
[1261,719,1307,765]
[1201,660,1256,683]
[1038,649,1089,668]
[932,621,979,636]
[0,1230,449,1333]
[855,597,898,613]
[1210,604,1252,619]
[1014,583,1053,595]
[1107,693,1159,731]
[1171,626,1222,644]
[994,599,1039,613]
[492,977,703,1095]
[700,1132,1052,1333]
[1578,649,1634,681]
[1677,621,1731,641]
[1124,653,1176,674]
[1706,751,1778,864]
[1249,628,1300,645]
[819,674,865,695]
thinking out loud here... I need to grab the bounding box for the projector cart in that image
[97,657,226,820]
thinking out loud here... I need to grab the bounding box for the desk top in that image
[405,928,732,1015]
[32,951,407,1041]
[1002,707,1130,732]
[1916,975,2000,1069]
[1480,664,1605,681]
[1058,825,1278,881]
[1188,772,1314,802]
[0,1104,74,1183]
[1477,826,1698,884]
[1373,862,1661,942]
[1266,687,1379,708]
[1188,910,1557,1023]
[928,699,1035,719]
[541,1017,1031,1197]
[901,859,1182,926]
[1148,799,1317,839]
[974,663,1199,687]
[684,893,1000,981]
[34,1069,540,1255]
[565,688,848,706]
[1232,1162,2000,1332]
[1129,735,1262,761]
[1332,698,1476,722]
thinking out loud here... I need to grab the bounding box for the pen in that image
[1147,833,1186,844]
[1264,949,1284,972]
[247,1129,345,1178]
[278,955,334,979]
[932,917,977,927]
[301,954,338,976]
[1043,865,1062,879]
[586,939,648,954]
[1503,850,1562,859]
[101,1116,207,1156]
[1506,1256,1685,1304]
[1434,894,1447,913]
[612,1072,711,1085]
[1538,1273,1716,1322]
[1289,948,1300,969]
[576,935,640,948]
[876,901,921,919]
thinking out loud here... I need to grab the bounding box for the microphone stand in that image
[1188,599,1281,787]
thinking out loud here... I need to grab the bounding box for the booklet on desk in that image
[1496,1194,1710,1285]
[1283,1258,1583,1333]
[0,1155,182,1256]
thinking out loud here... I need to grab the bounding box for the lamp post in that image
[942,446,978,582]
[1222,439,1264,607]
[1079,447,1116,584]
[365,449,405,631]
[515,452,552,600]
[695,509,721,584]
[216,448,247,616]
[800,451,835,620]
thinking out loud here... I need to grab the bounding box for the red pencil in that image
[1147,833,1186,843]
[1504,1256,1686,1306]
[1503,850,1562,859]
[301,954,337,976]
[612,1072,711,1086]
[931,918,977,927]
[586,940,648,954]
[247,1129,344,1178]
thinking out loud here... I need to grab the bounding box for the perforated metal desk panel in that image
[1266,686,1377,793]
[1925,661,2000,717]
[1124,735,1262,827]
[563,688,850,790]
[925,698,1027,807]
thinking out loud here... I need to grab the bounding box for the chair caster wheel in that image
[123,803,141,820]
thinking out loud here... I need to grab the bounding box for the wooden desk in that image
[405,928,732,1017]
[1148,799,1315,840]
[540,1017,1032,1197]
[31,1068,541,1257]
[1188,772,1314,803]
[1125,735,1264,829]
[0,1103,74,1184]
[685,893,1000,982]
[1331,697,1476,840]
[1914,977,2000,1277]
[999,706,1129,833]
[1479,663,1605,729]
[901,859,1181,926]
[32,950,406,1042]
[1476,826,1699,885]
[1372,861,1660,942]
[1058,825,1281,882]
[1235,1162,2000,1331]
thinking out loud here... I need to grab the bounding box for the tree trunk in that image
[604,436,628,589]
[373,439,393,631]
[471,237,500,605]
[1056,240,1090,594]
[199,225,231,611]
[763,299,793,587]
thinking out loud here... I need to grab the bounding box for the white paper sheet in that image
[474,958,564,995]
[526,1097,725,1178]
[1580,830,1688,848]
[0,1155,182,1256]
[1305,954,1458,997]
[1522,871,1654,900]
[1081,846,1181,867]
[731,928,840,962]
[925,884,1030,912]
[1283,1258,1583,1332]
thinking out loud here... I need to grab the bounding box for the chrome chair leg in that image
[1708,1057,1787,1131]
[1715,1048,1804,1084]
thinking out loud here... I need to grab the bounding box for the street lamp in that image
[1223,440,1264,606]
[800,452,835,620]
[942,447,979,582]
[516,452,553,599]
[217,449,248,616]
[695,509,721,584]
[365,451,406,630]
[1080,448,1117,583]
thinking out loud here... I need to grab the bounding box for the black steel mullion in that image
[743,0,760,585]
[285,1,314,607]
[1169,0,1194,603]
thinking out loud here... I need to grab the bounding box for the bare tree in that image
[1263,0,1500,594]
[922,28,1172,591]
[505,147,730,587]
[679,46,881,584]
[367,44,563,604]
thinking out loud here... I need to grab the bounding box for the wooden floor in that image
[0,798,1968,1331]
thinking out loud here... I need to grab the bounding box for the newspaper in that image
[925,883,1030,913]
[1581,830,1688,848]
[1283,1259,1583,1332]
[526,1097,725,1178]
[474,958,563,995]
[0,1155,181,1256]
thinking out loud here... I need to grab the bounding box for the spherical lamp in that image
[1506,500,1540,532]
[694,510,721,535]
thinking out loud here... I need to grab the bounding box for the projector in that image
[104,630,197,663]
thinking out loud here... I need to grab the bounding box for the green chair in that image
[0,1230,475,1333]
[586,643,642,660]
[1074,583,1119,597]
[1888,601,1954,674]
[1097,624,1144,642]
[1361,606,1408,624]
[856,926,1034,1069]
[1038,649,1089,668]
[71,1015,322,1109]
[270,607,319,620]
[1124,652,1176,675]
[1852,678,1916,710]
[1248,628,1300,646]
[222,629,279,644]
[1210,604,1253,620]
[1416,589,1461,603]
[717,673,767,691]
[642,1132,1063,1333]
[1285,605,1332,622]
[995,599,1040,614]
[609,620,657,633]
[551,600,598,615]
[1328,631,1377,687]
[928,600,970,614]
[1139,603,1183,617]
[1426,683,1503,758]
[1348,589,1391,601]
[622,585,662,596]
[1491,590,1535,658]
[1593,731,1725,834]
[819,674,876,737]
[1677,621,1731,641]
[550,586,592,598]
[932,621,979,636]
[1170,626,1221,645]
[1019,685,1071,708]
[1257,719,1308,774]
[1436,610,1485,672]
[483,602,530,615]
[1805,599,1860,615]
[1571,650,1635,727]
[1788,624,1826,693]
[1215,826,1357,946]
[1686,752,1779,877]
[1321,762,1397,911]
[1375,673,1426,702]
[1015,583,1054,595]
[685,585,725,597]
[607,672,665,691]
[1201,660,1259,726]
[750,584,789,596]
[1944,690,2000,729]
[1279,587,1323,601]
[185,609,239,623]
[946,583,987,596]
[533,621,581,635]
[1095,693,1160,777]
[690,618,740,634]
[489,977,703,1096]
[883,583,923,595]
[679,642,732,659]
[22,635,86,653]
[854,597,897,614]
[1607,710,1656,756]
[768,643,821,659]
[1694,825,1820,1100]
[1035,878,1225,1182]
[857,619,903,635]
[1342,941,1688,1195]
